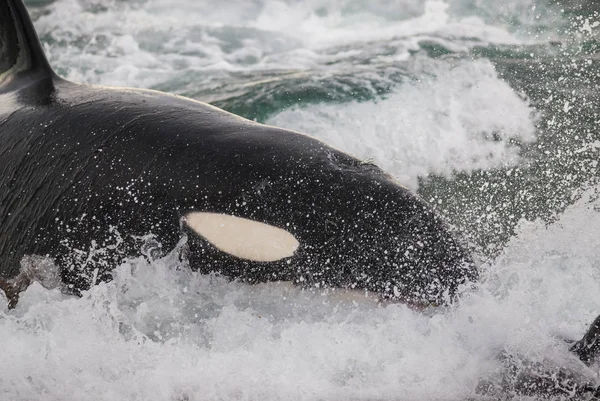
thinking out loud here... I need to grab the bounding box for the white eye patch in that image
[184,212,299,262]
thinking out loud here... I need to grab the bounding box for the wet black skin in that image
[0,0,476,306]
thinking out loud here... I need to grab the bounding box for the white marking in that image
[184,212,299,262]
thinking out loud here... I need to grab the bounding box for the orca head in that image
[0,0,475,307]
[176,135,477,307]
[0,0,477,305]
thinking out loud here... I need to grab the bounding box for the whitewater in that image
[2,0,600,399]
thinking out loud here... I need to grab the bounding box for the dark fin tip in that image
[0,0,56,93]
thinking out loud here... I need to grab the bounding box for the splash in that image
[1,187,600,400]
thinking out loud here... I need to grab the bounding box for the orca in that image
[0,0,477,307]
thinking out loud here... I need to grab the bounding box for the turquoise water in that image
[1,1,600,400]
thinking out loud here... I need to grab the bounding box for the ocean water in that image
[2,0,600,399]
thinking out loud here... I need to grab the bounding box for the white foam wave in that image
[268,59,537,188]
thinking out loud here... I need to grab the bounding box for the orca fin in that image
[1,0,56,93]
[570,314,600,365]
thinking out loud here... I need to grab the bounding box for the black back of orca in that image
[0,0,477,306]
